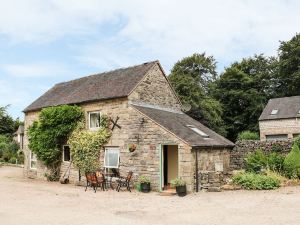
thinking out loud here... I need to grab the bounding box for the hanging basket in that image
[128,143,137,153]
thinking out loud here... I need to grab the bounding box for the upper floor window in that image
[63,145,71,162]
[89,111,101,130]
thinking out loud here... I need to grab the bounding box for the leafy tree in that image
[213,55,277,140]
[28,105,83,176]
[276,33,300,97]
[0,105,19,136]
[169,53,226,135]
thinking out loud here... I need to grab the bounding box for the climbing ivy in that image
[68,115,111,173]
[28,105,83,176]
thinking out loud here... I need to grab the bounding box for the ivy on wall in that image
[28,105,83,176]
[68,115,111,173]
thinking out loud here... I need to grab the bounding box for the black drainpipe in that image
[195,148,199,192]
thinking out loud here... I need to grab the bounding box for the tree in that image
[0,105,19,136]
[169,53,226,135]
[276,33,300,97]
[214,55,277,140]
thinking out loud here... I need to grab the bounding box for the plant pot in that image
[176,185,187,197]
[140,182,151,193]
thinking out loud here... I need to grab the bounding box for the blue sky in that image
[0,0,299,119]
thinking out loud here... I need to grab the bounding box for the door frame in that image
[159,144,179,191]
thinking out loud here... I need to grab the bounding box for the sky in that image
[0,0,299,120]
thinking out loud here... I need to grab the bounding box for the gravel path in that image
[1,166,300,225]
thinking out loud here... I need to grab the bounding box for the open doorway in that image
[162,145,178,190]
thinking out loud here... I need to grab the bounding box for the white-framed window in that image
[88,111,101,130]
[63,145,71,162]
[270,109,279,115]
[186,125,209,138]
[104,147,120,168]
[30,151,37,169]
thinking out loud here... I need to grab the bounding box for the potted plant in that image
[128,143,137,153]
[138,175,151,193]
[171,178,187,197]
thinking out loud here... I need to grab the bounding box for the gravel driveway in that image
[1,166,300,225]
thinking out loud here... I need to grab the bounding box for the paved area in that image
[1,166,300,225]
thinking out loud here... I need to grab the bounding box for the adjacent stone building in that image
[259,96,300,141]
[23,61,234,192]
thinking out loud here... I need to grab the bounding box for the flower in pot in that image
[138,175,151,193]
[170,178,187,197]
[128,143,137,153]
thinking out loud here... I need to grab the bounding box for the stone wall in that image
[230,140,293,170]
[195,148,231,191]
[259,118,300,140]
[128,63,181,111]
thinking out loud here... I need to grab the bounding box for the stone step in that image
[159,189,177,196]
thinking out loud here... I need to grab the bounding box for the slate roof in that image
[133,105,234,148]
[259,96,300,121]
[24,61,158,112]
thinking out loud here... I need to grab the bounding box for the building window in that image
[89,111,101,130]
[293,133,300,139]
[270,109,279,115]
[266,134,288,141]
[104,147,120,168]
[63,145,71,162]
[30,151,37,169]
[186,125,209,138]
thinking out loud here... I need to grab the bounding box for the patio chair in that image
[85,172,98,193]
[96,170,107,191]
[116,171,133,192]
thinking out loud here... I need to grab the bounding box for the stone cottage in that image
[259,96,300,141]
[23,61,234,192]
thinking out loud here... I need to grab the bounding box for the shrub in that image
[170,178,186,187]
[28,105,83,174]
[283,144,300,179]
[237,131,259,141]
[9,157,17,164]
[68,117,111,173]
[245,149,285,173]
[138,175,150,184]
[245,149,267,173]
[232,172,280,190]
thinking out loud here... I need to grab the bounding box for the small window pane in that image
[89,112,101,129]
[104,148,119,168]
[30,151,37,169]
[63,146,71,161]
[266,134,288,141]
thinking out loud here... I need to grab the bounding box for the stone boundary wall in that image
[230,140,293,170]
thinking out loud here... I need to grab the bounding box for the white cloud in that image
[1,63,69,78]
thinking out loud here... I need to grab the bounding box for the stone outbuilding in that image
[259,96,300,141]
[23,60,234,192]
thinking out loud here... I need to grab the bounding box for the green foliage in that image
[0,134,20,162]
[232,172,280,190]
[283,143,300,179]
[245,149,285,173]
[170,177,186,187]
[276,33,300,97]
[44,172,60,181]
[0,105,20,136]
[68,117,111,173]
[169,53,226,136]
[138,175,150,184]
[213,55,277,141]
[245,149,267,173]
[28,105,83,171]
[237,131,259,141]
